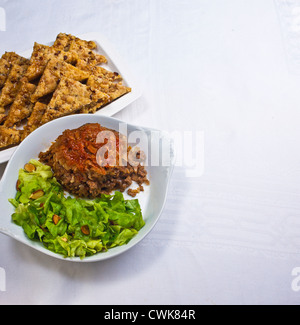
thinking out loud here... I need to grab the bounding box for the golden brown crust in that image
[4,81,36,127]
[0,61,30,111]
[31,59,89,102]
[53,33,97,51]
[0,33,130,150]
[53,33,75,51]
[79,88,110,114]
[0,53,29,92]
[68,40,107,65]
[87,75,131,101]
[40,78,97,123]
[22,102,47,139]
[0,58,11,89]
[0,114,7,124]
[25,43,78,81]
[76,59,122,82]
[1,52,29,65]
[53,33,106,66]
[0,126,21,149]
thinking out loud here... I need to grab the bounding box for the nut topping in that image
[52,214,61,225]
[81,225,90,235]
[24,163,36,172]
[16,179,21,191]
[29,189,44,200]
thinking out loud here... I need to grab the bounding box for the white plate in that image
[0,32,142,164]
[0,114,175,262]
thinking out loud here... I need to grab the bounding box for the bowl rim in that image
[0,114,176,262]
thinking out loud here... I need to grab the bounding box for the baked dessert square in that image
[40,78,108,123]
[0,60,30,111]
[25,43,78,81]
[31,59,90,102]
[22,102,47,139]
[0,126,21,149]
[4,81,36,127]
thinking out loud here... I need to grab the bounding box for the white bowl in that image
[0,115,175,262]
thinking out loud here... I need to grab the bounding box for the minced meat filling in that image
[39,123,149,198]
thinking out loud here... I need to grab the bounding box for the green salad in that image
[9,159,145,259]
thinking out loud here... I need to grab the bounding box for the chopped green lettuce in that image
[9,159,145,259]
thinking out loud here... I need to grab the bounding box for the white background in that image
[0,0,300,305]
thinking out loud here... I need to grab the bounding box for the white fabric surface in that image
[0,0,300,305]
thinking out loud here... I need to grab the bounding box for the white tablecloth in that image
[0,0,300,305]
